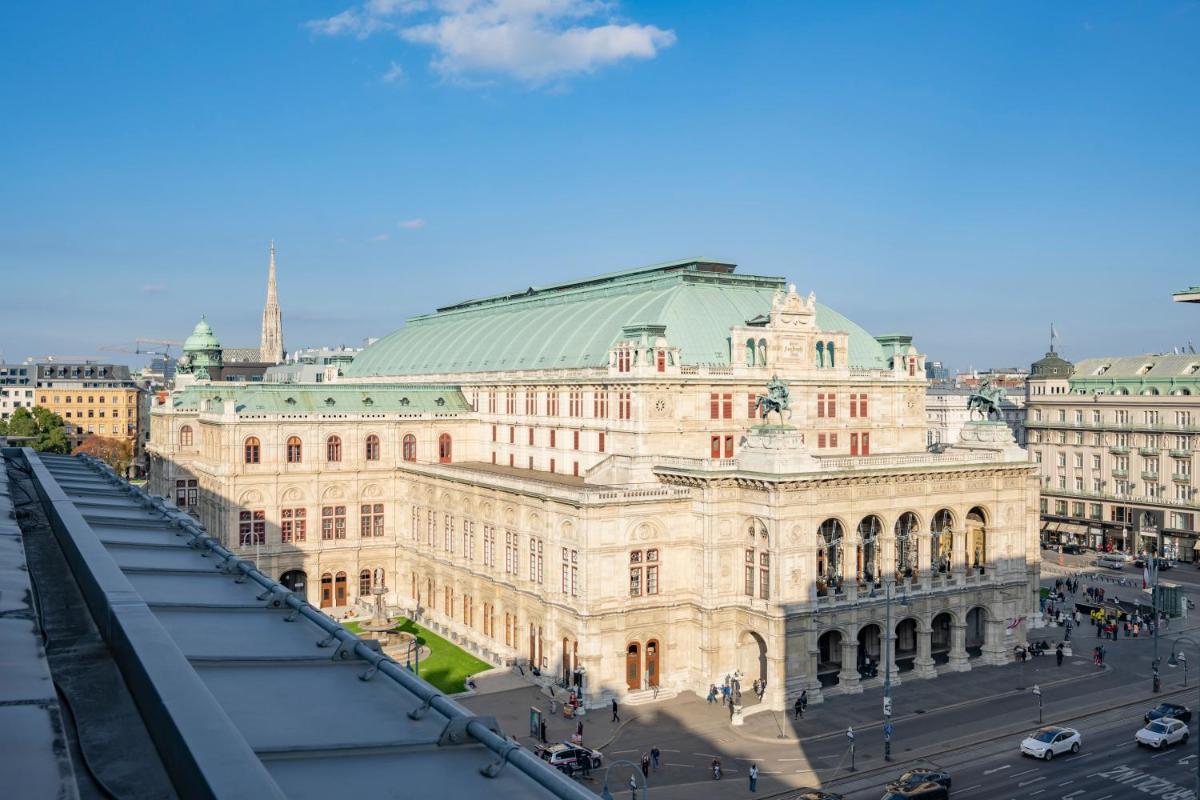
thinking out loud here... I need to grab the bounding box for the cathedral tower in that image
[259,241,284,364]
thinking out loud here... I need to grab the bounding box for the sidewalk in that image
[460,683,629,751]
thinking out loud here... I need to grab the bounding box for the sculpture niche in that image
[754,374,793,426]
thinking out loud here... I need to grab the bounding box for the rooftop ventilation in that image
[398,397,409,406]
[363,397,374,406]
[325,397,336,406]
[285,397,296,405]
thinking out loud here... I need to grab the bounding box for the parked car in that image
[1061,543,1082,555]
[1136,718,1189,749]
[880,782,949,800]
[886,768,952,792]
[533,742,602,775]
[1097,554,1125,570]
[1146,703,1192,724]
[1020,726,1082,760]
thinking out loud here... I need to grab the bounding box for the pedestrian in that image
[581,753,591,779]
[707,684,716,704]
[629,774,637,797]
[577,719,584,742]
[794,696,803,720]
[540,719,547,743]
[651,746,660,771]
[752,678,760,699]
[749,762,759,792]
[549,697,558,715]
[641,753,650,779]
[1056,644,1064,667]
[801,688,808,712]
[760,677,767,699]
[722,684,730,706]
[612,697,620,723]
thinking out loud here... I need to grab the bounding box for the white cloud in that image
[306,0,675,84]
[141,284,168,295]
[369,233,391,241]
[398,218,426,229]
[382,61,407,83]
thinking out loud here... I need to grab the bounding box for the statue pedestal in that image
[950,420,1026,462]
[738,426,818,473]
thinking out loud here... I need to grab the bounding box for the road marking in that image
[1151,749,1174,758]
[984,765,1012,775]
[692,753,719,758]
[956,785,982,794]
[1011,768,1038,778]
[1057,780,1073,786]
[776,758,807,762]
[1093,795,1112,800]
[1180,754,1197,764]
[660,749,680,753]
[1061,792,1084,800]
[1018,776,1046,787]
[612,749,635,754]
[1030,790,1045,796]
[667,763,690,768]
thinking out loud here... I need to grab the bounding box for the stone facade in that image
[148,262,1042,708]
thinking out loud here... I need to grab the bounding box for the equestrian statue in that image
[755,374,792,425]
[966,378,1007,421]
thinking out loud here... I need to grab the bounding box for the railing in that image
[818,450,1002,470]
[1112,469,1129,478]
[1142,471,1161,481]
[1174,473,1193,484]
[653,455,740,471]
[1109,446,1130,455]
[1171,449,1193,458]
[1140,447,1162,457]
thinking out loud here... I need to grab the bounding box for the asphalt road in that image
[839,699,1200,800]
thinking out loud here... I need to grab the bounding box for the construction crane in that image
[100,338,184,357]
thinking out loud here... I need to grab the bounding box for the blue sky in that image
[2,1,1198,372]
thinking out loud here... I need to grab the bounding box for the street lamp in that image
[1167,635,1200,800]
[599,758,647,800]
[1032,684,1043,724]
[877,580,911,762]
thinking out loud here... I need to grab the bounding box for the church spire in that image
[260,241,284,364]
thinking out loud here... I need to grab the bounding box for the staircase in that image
[622,687,678,706]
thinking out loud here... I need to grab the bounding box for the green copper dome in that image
[347,259,888,377]
[183,316,222,353]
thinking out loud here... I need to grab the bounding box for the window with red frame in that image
[239,510,265,546]
[710,435,721,458]
[281,507,306,543]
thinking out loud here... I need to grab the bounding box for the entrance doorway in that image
[626,643,641,691]
[320,573,332,608]
[334,572,347,606]
[280,569,307,601]
[645,639,660,689]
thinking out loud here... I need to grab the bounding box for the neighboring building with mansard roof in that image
[149,257,1041,713]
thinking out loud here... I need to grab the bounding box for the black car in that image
[1146,702,1192,724]
[881,782,950,800]
[1061,544,1082,555]
[886,769,951,792]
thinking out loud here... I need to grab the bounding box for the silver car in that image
[1136,718,1189,749]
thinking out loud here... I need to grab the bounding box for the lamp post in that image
[1032,684,1042,724]
[879,579,910,762]
[1152,533,1163,693]
[599,758,647,800]
[1167,635,1200,800]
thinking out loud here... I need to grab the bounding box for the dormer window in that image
[1094,364,1110,376]
[1139,363,1154,375]
[398,397,408,406]
[435,397,446,406]
[1187,364,1200,376]
[364,397,374,406]
[285,397,297,405]
[325,397,336,406]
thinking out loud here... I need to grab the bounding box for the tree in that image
[73,436,133,476]
[2,406,70,453]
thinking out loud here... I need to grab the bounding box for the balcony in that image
[1171,449,1193,458]
[1142,471,1161,482]
[1174,473,1193,484]
[1139,447,1161,456]
[1112,469,1129,478]
[1109,446,1130,455]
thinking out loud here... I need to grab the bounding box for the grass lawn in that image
[343,617,492,694]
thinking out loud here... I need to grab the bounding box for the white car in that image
[1136,718,1189,749]
[1020,726,1082,760]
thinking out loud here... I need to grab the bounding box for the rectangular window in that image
[828,393,836,417]
[619,391,632,420]
[569,391,582,416]
[549,429,556,448]
[818,432,826,448]
[322,505,346,540]
[656,350,666,372]
[483,526,495,567]
[525,392,535,415]
[492,424,497,442]
[630,567,641,596]
[506,390,515,414]
[573,430,580,450]
[861,432,870,455]
[529,539,543,584]
[444,514,454,551]
[488,390,496,413]
[238,510,266,546]
[850,433,859,456]
[817,393,825,418]
[759,552,770,600]
[710,392,719,419]
[711,435,721,458]
[281,507,306,543]
[744,549,754,595]
[360,504,384,537]
[722,393,732,419]
[724,434,734,458]
[850,393,857,418]
[748,393,757,419]
[598,432,606,452]
[528,427,534,445]
[549,457,556,473]
[593,390,609,418]
[509,426,515,443]
[505,531,517,575]
[548,391,560,416]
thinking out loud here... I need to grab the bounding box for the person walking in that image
[611,698,620,723]
[539,718,547,743]
[581,754,591,779]
[794,696,803,720]
[707,684,716,704]
[650,746,660,772]
[641,753,650,779]
[1055,643,1064,667]
[576,719,584,742]
[628,774,637,797]
[749,762,759,792]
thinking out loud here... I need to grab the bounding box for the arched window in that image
[817,519,843,595]
[894,512,919,576]
[359,569,371,597]
[826,341,836,368]
[244,436,261,464]
[286,436,303,463]
[745,338,757,366]
[402,434,417,462]
[758,338,768,367]
[967,506,987,571]
[365,434,380,461]
[856,515,882,585]
[815,341,825,367]
[438,433,452,464]
[931,509,954,573]
[326,435,342,462]
[179,425,193,447]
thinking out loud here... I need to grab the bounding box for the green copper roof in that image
[1068,354,1200,394]
[347,260,887,377]
[166,383,469,414]
[183,316,222,352]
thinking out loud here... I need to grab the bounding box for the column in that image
[838,639,862,694]
[805,648,826,704]
[951,526,966,582]
[917,533,931,591]
[765,653,787,710]
[948,623,970,672]
[982,618,1008,666]
[882,534,896,583]
[913,628,936,679]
